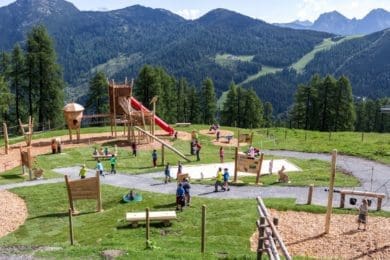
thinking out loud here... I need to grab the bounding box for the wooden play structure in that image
[339,190,385,211]
[63,103,84,143]
[256,196,291,260]
[233,130,263,184]
[18,116,33,146]
[65,172,102,215]
[125,210,177,227]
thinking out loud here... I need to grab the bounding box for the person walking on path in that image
[182,178,191,206]
[79,164,87,179]
[219,146,224,163]
[214,167,224,192]
[110,154,117,174]
[164,163,171,183]
[96,160,105,177]
[131,142,137,157]
[357,198,368,230]
[152,149,158,168]
[195,141,202,161]
[223,168,230,191]
[176,183,185,211]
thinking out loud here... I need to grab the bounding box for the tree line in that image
[0,25,64,129]
[290,74,389,132]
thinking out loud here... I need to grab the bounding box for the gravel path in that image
[2,150,390,210]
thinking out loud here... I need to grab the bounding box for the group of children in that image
[214,167,230,192]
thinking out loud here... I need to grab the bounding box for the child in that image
[104,147,109,156]
[177,161,183,175]
[152,149,158,168]
[96,160,104,177]
[357,198,368,230]
[51,139,57,154]
[182,178,191,206]
[176,183,185,211]
[216,131,220,142]
[127,190,135,201]
[79,164,87,179]
[131,142,137,157]
[110,154,117,174]
[214,167,224,192]
[164,163,171,183]
[223,168,230,191]
[219,146,224,163]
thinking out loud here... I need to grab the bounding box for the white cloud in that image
[176,9,202,20]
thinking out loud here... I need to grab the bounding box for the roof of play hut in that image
[63,103,84,112]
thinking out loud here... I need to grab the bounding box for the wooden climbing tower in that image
[18,116,34,146]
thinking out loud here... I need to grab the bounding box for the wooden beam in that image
[325,149,337,234]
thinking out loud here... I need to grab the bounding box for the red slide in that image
[130,97,175,135]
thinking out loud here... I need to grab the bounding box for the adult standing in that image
[195,141,202,161]
[219,146,224,163]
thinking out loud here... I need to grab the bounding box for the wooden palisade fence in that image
[256,196,291,260]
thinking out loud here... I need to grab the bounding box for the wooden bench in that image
[339,190,386,211]
[125,211,177,227]
[175,122,191,127]
[92,154,116,160]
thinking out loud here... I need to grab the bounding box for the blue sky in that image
[1,0,390,22]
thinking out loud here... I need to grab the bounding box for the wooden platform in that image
[125,211,177,227]
[175,122,191,127]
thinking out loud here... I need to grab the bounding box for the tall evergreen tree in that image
[317,75,336,131]
[0,76,12,122]
[221,82,238,126]
[176,78,189,122]
[134,65,158,109]
[155,67,176,123]
[241,88,264,128]
[10,44,26,122]
[333,76,355,131]
[86,71,109,114]
[187,86,202,124]
[263,102,273,128]
[201,77,217,124]
[26,25,64,128]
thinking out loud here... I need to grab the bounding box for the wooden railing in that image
[256,196,291,260]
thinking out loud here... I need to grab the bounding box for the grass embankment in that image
[2,183,389,259]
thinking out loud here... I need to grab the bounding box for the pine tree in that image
[317,75,336,131]
[0,76,12,122]
[86,71,109,115]
[221,82,238,126]
[242,88,263,128]
[155,67,176,123]
[176,78,189,122]
[10,44,26,122]
[187,86,202,124]
[201,78,217,124]
[134,65,158,110]
[263,102,273,128]
[333,76,355,131]
[26,25,64,128]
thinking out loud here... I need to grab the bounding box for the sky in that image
[1,0,390,23]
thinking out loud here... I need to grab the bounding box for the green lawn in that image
[2,184,389,259]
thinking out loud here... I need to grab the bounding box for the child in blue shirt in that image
[176,183,185,211]
[223,168,230,191]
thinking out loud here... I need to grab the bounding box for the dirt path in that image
[250,209,390,259]
[0,190,27,238]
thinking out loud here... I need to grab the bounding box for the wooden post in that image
[113,83,117,138]
[27,147,32,180]
[284,129,287,141]
[250,132,254,147]
[325,149,337,234]
[68,208,74,245]
[233,147,238,183]
[255,153,264,185]
[201,205,206,253]
[361,132,364,142]
[304,131,307,141]
[257,216,266,260]
[307,184,314,205]
[377,197,383,211]
[68,128,73,141]
[328,131,331,141]
[65,175,75,214]
[96,172,102,212]
[161,144,165,166]
[3,123,9,154]
[146,207,150,248]
[340,193,345,208]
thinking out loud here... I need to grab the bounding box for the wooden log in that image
[257,217,266,260]
[233,147,238,183]
[340,193,345,208]
[325,149,337,234]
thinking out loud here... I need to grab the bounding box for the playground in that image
[0,80,389,258]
